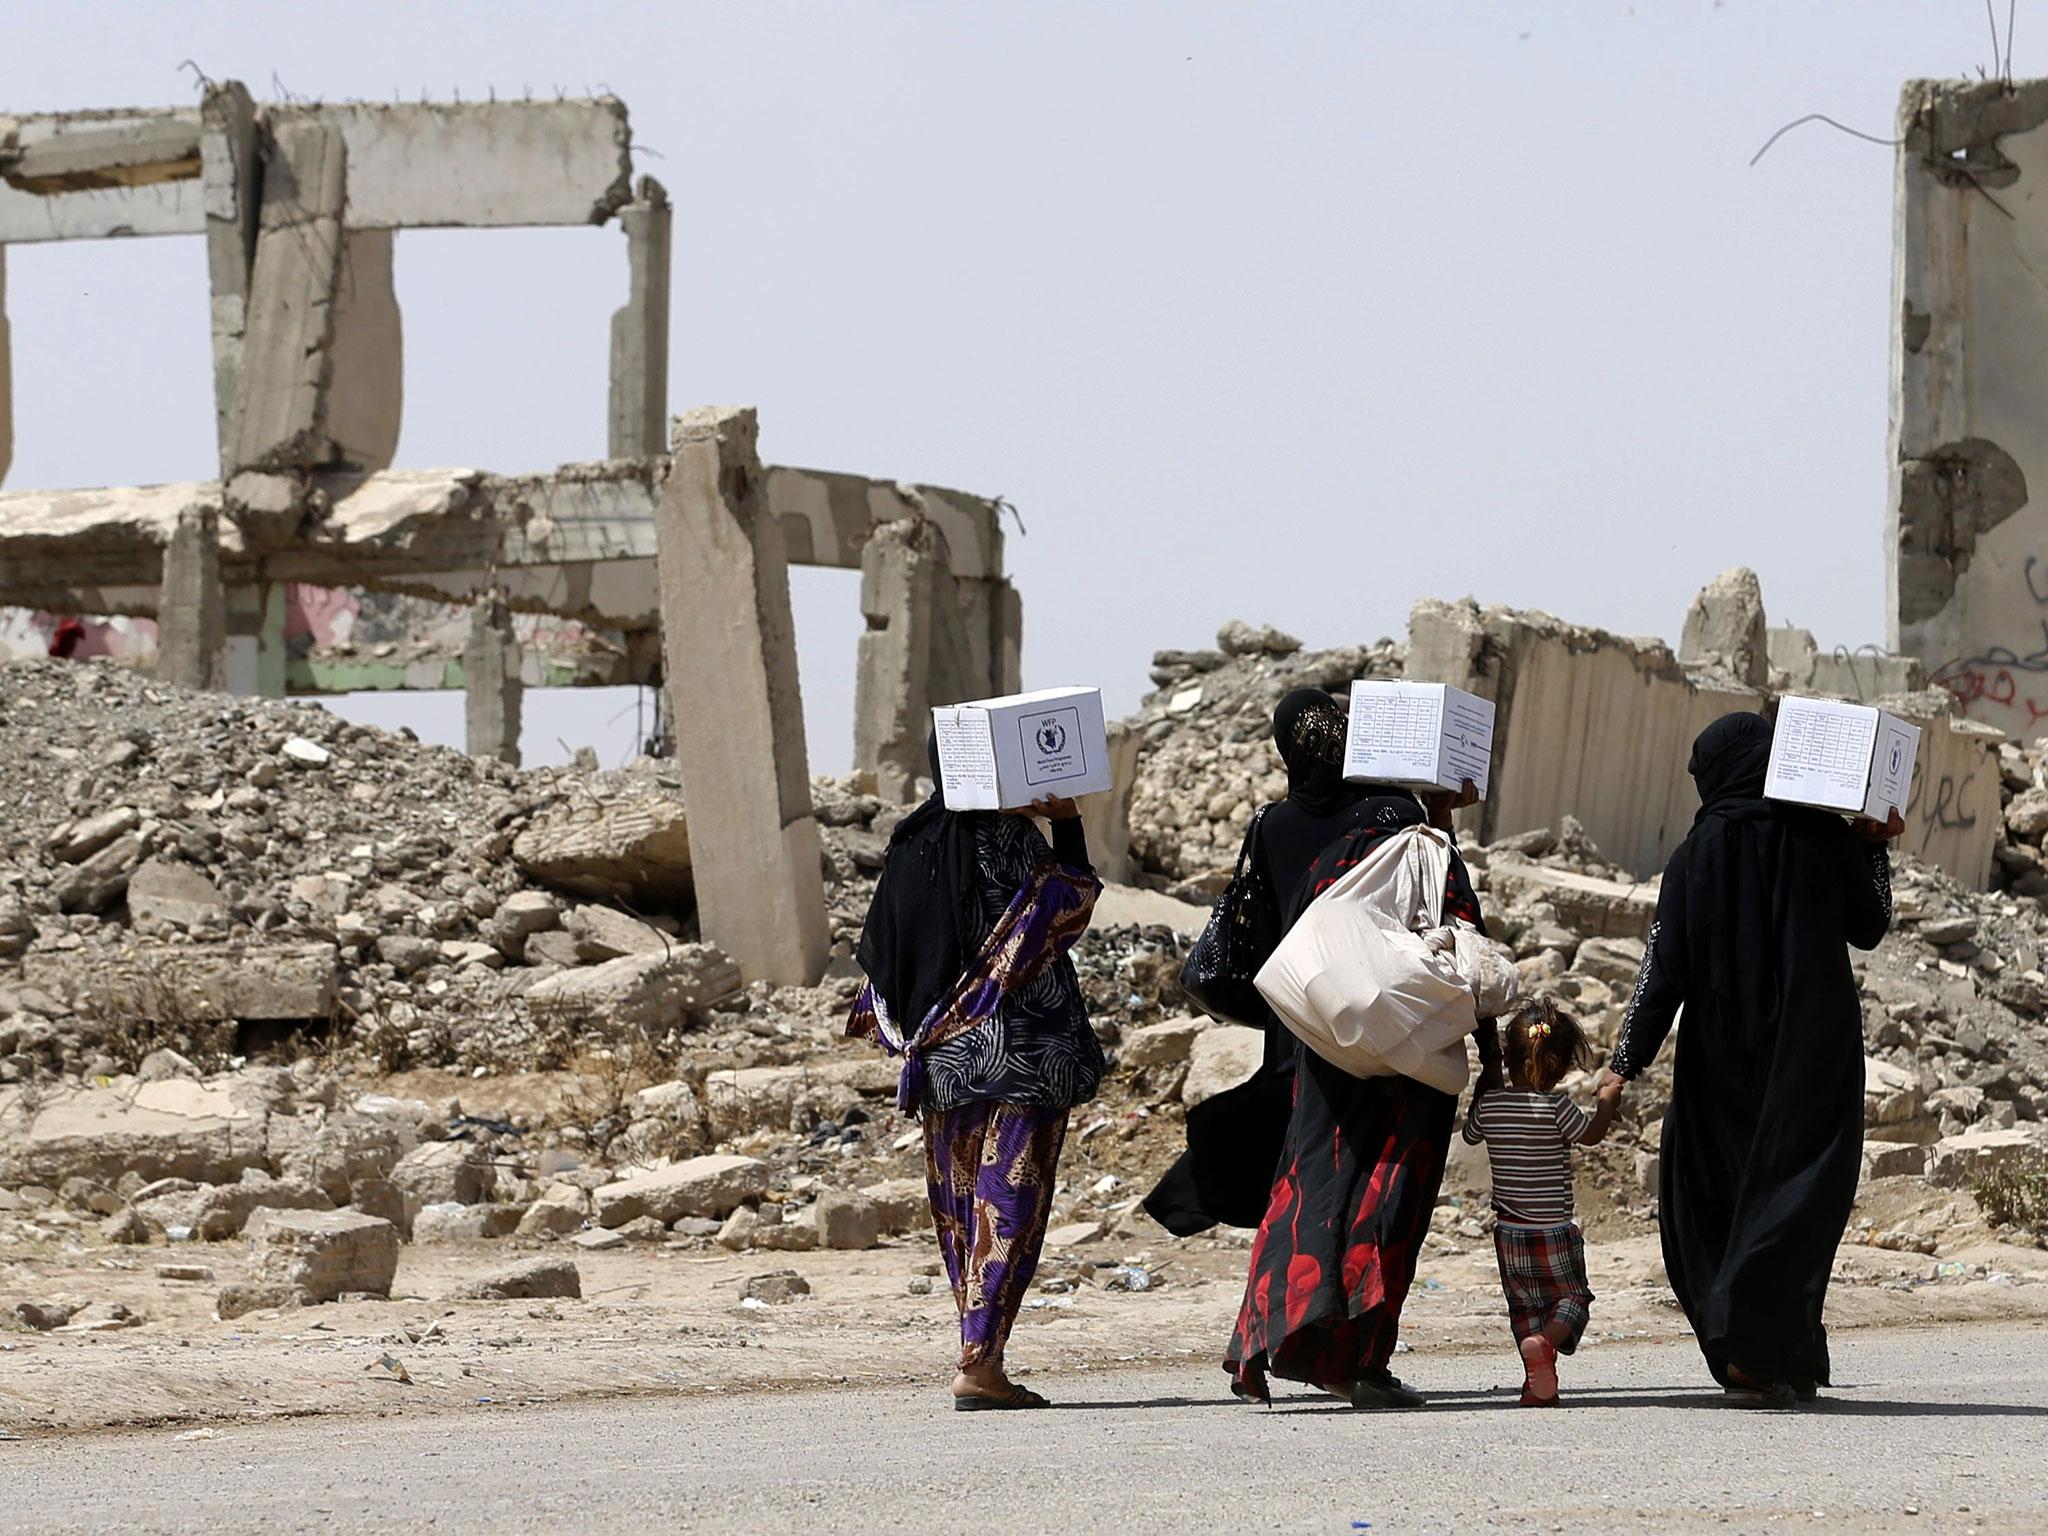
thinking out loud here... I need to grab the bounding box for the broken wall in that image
[1890,79,2048,741]
[1411,598,2003,890]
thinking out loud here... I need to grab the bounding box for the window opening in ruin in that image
[2,237,216,492]
[387,227,614,473]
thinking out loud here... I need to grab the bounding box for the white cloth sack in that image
[1254,825,1515,1095]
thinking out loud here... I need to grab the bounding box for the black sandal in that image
[953,1384,1050,1411]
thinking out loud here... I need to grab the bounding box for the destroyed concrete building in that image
[0,84,1023,986]
[1890,79,2048,743]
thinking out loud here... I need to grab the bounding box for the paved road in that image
[5,1324,2045,1534]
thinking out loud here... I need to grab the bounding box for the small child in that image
[1461,997,1618,1407]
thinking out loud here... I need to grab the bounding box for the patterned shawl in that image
[847,856,1100,1112]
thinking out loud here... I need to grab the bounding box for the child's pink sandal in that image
[1518,1334,1559,1406]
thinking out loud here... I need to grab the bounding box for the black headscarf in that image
[1273,687,1359,817]
[855,732,983,1033]
[1684,711,1782,1017]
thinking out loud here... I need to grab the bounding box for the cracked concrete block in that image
[229,122,345,476]
[1679,567,1769,689]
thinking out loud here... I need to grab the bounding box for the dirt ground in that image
[3,1172,2044,1439]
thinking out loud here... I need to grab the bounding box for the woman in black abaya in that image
[1143,688,1433,1236]
[1599,711,1898,1404]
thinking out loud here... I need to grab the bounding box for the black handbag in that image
[1178,804,1279,1025]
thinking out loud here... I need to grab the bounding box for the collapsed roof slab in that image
[0,459,1006,629]
[0,107,209,241]
[0,97,631,243]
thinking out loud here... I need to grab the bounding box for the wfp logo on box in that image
[1020,706,1085,787]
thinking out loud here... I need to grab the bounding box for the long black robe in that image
[1615,806,1892,1388]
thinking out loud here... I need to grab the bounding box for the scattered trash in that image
[173,1428,218,1442]
[1102,1266,1152,1293]
[368,1352,413,1385]
[906,1276,934,1296]
[739,1295,771,1312]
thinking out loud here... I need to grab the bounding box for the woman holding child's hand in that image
[1602,712,1896,1407]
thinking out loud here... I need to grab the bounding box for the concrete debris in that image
[524,945,742,1033]
[450,1256,581,1302]
[246,1208,399,1303]
[592,1155,769,1228]
[740,1270,810,1305]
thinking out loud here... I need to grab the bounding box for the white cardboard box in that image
[1764,696,1921,822]
[932,688,1114,811]
[1342,681,1497,799]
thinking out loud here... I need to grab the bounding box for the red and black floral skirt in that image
[1225,1055,1457,1401]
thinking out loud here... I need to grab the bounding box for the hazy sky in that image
[3,2,2020,770]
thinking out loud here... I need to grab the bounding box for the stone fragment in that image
[2006,788,2048,840]
[1045,1220,1106,1247]
[1215,619,1303,658]
[754,1220,820,1253]
[489,890,561,955]
[53,833,144,912]
[1929,1127,2047,1188]
[525,945,741,1031]
[100,1207,151,1244]
[14,1300,76,1331]
[48,806,141,864]
[741,1270,810,1305]
[1572,936,1645,989]
[280,736,330,766]
[564,904,670,962]
[126,858,228,929]
[593,1154,769,1227]
[389,1140,491,1208]
[1120,1016,1206,1070]
[615,1214,670,1242]
[716,1205,760,1250]
[1917,915,1980,947]
[1863,1141,1930,1180]
[809,1189,880,1251]
[247,1208,399,1302]
[450,1257,582,1301]
[58,1301,138,1332]
[411,1202,524,1243]
[524,930,584,967]
[570,1227,625,1251]
[135,1049,201,1085]
[513,792,693,906]
[193,1177,333,1240]
[156,1263,215,1282]
[1678,566,1769,687]
[1864,1058,1925,1127]
[1182,1025,1265,1109]
[515,1192,586,1239]
[216,1281,302,1319]
[860,1177,930,1235]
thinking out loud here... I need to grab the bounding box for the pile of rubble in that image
[0,660,907,1082]
[1127,621,1404,894]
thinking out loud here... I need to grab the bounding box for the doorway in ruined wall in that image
[787,565,864,779]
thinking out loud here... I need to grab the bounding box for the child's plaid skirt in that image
[1493,1221,1594,1353]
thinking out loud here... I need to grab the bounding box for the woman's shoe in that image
[1723,1362,1796,1408]
[1349,1370,1426,1410]
[1789,1378,1820,1403]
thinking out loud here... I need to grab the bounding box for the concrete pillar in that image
[655,404,829,986]
[224,583,287,698]
[608,176,671,459]
[230,123,345,474]
[325,228,403,472]
[201,82,260,472]
[158,507,227,691]
[0,244,12,489]
[992,578,1024,694]
[853,519,937,802]
[463,593,523,765]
